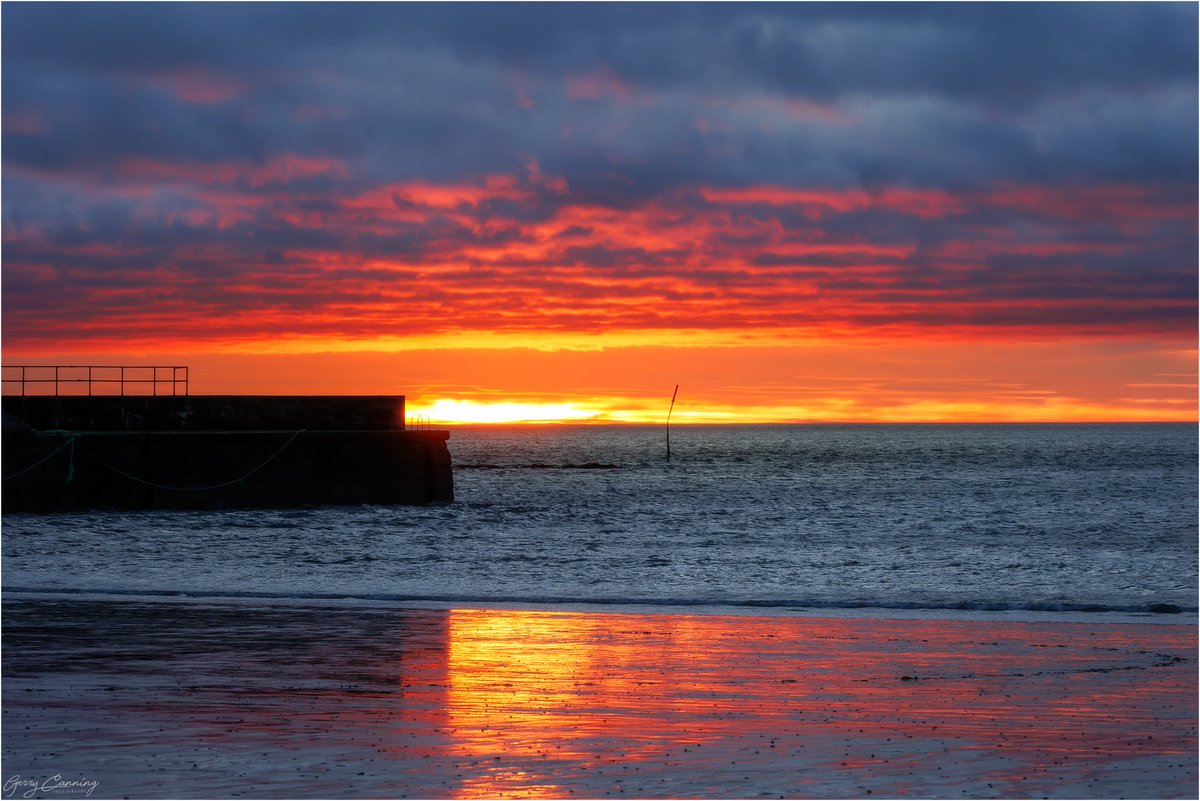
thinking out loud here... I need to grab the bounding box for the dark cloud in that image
[5,3,1195,184]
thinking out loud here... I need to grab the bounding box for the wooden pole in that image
[666,384,679,461]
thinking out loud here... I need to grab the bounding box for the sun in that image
[410,398,607,425]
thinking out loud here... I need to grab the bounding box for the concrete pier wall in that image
[1,396,453,511]
[2,395,407,432]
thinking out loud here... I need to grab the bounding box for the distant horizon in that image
[2,377,1194,426]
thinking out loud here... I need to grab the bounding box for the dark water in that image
[3,424,1196,619]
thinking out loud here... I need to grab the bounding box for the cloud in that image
[2,3,1195,354]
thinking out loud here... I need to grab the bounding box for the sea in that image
[3,423,1196,622]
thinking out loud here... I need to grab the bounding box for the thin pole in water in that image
[666,384,679,461]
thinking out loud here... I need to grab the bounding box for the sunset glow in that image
[2,5,1195,422]
[413,399,606,425]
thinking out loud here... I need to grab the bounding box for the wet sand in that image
[2,599,1195,799]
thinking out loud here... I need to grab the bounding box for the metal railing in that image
[1,365,189,397]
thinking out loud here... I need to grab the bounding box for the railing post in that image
[2,364,190,398]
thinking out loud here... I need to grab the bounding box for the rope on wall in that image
[9,429,312,491]
[73,428,309,492]
[2,436,76,482]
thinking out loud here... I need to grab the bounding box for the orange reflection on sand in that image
[444,610,669,798]
[4,602,1192,799]
[441,609,1197,799]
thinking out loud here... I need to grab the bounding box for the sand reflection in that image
[2,601,1194,799]
[441,609,1197,799]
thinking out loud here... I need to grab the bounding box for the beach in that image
[2,599,1195,799]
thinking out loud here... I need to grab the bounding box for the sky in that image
[2,2,1196,423]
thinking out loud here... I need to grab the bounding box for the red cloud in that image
[4,167,1194,355]
[118,155,347,187]
[565,68,635,101]
[721,95,857,127]
[3,108,47,135]
[140,69,248,104]
[981,184,1196,222]
[699,186,966,219]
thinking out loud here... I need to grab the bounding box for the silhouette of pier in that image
[2,372,453,511]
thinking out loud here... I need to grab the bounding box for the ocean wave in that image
[3,585,1193,616]
[457,462,620,470]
